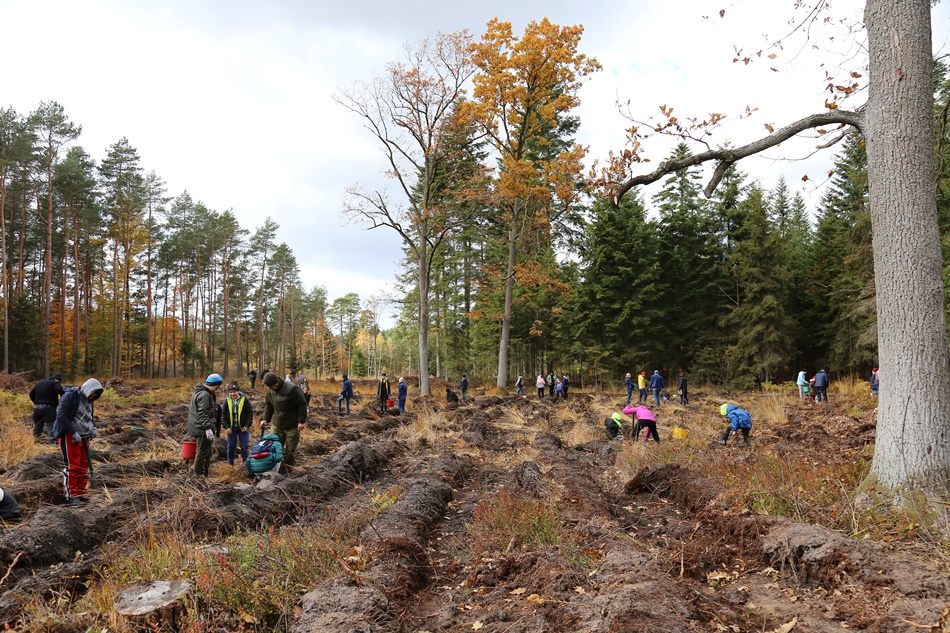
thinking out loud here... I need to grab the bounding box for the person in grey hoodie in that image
[51,378,104,505]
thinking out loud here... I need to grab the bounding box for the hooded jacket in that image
[188,383,218,436]
[246,432,284,473]
[724,404,752,431]
[263,377,308,430]
[623,405,656,422]
[52,378,103,439]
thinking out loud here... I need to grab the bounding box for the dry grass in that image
[395,409,448,451]
[0,391,46,469]
[751,392,789,427]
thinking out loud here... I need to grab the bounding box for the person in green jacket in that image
[260,372,308,468]
[188,373,223,476]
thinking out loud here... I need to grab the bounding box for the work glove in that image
[71,432,82,444]
[205,429,214,441]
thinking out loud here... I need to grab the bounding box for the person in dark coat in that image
[29,373,64,439]
[650,370,664,406]
[446,387,459,403]
[51,378,104,504]
[678,370,689,406]
[604,412,624,441]
[546,372,556,398]
[377,373,392,414]
[261,372,308,468]
[459,374,469,401]
[625,373,634,405]
[812,369,830,403]
[338,373,354,414]
[561,375,570,401]
[187,374,222,477]
[222,382,253,466]
[397,377,408,413]
[247,369,258,389]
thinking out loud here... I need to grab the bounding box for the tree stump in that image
[113,580,193,632]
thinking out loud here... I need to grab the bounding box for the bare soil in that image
[1,385,949,632]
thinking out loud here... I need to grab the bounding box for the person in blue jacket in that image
[625,373,634,405]
[397,377,408,414]
[720,403,752,447]
[338,373,354,414]
[650,370,664,406]
[812,369,829,403]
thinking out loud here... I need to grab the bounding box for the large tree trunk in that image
[417,228,431,395]
[496,221,518,390]
[865,0,950,493]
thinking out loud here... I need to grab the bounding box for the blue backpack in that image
[251,438,273,458]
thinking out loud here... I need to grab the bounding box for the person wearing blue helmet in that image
[188,373,223,476]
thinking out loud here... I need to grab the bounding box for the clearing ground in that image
[0,379,948,632]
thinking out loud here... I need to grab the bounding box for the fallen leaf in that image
[510,587,527,595]
[770,617,798,633]
[527,593,546,604]
[472,622,483,631]
[574,586,586,594]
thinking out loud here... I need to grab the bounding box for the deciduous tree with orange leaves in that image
[466,18,600,390]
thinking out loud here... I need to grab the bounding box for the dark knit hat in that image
[227,381,240,392]
[263,372,280,387]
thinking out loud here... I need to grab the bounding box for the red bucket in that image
[386,399,396,408]
[182,439,197,460]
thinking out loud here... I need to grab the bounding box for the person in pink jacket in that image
[622,405,660,443]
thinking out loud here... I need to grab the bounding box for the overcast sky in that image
[3,0,949,325]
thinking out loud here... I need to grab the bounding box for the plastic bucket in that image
[386,399,396,407]
[182,440,197,460]
[672,427,689,440]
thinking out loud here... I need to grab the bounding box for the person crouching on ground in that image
[223,382,253,466]
[52,378,104,504]
[720,403,752,447]
[446,386,459,403]
[604,412,624,441]
[246,432,283,478]
[623,405,660,443]
[188,373,223,477]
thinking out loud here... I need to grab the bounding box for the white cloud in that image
[3,0,949,330]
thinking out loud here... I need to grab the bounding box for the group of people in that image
[522,372,571,401]
[604,401,753,447]
[795,369,830,402]
[186,371,307,479]
[623,370,689,407]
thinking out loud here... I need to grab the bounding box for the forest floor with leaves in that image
[0,378,948,632]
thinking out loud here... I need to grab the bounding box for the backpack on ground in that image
[251,438,273,458]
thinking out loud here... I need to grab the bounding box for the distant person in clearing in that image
[720,403,752,447]
[397,377,407,414]
[638,371,648,403]
[796,369,808,399]
[338,373,353,414]
[561,374,570,400]
[377,373,392,414]
[812,369,830,403]
[445,386,459,403]
[536,374,546,400]
[515,374,525,396]
[650,370,664,406]
[29,372,64,440]
[623,405,660,443]
[554,379,564,402]
[678,370,688,406]
[604,412,624,441]
[625,372,634,405]
[247,368,258,390]
[547,371,556,398]
[870,367,879,396]
[460,374,469,401]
